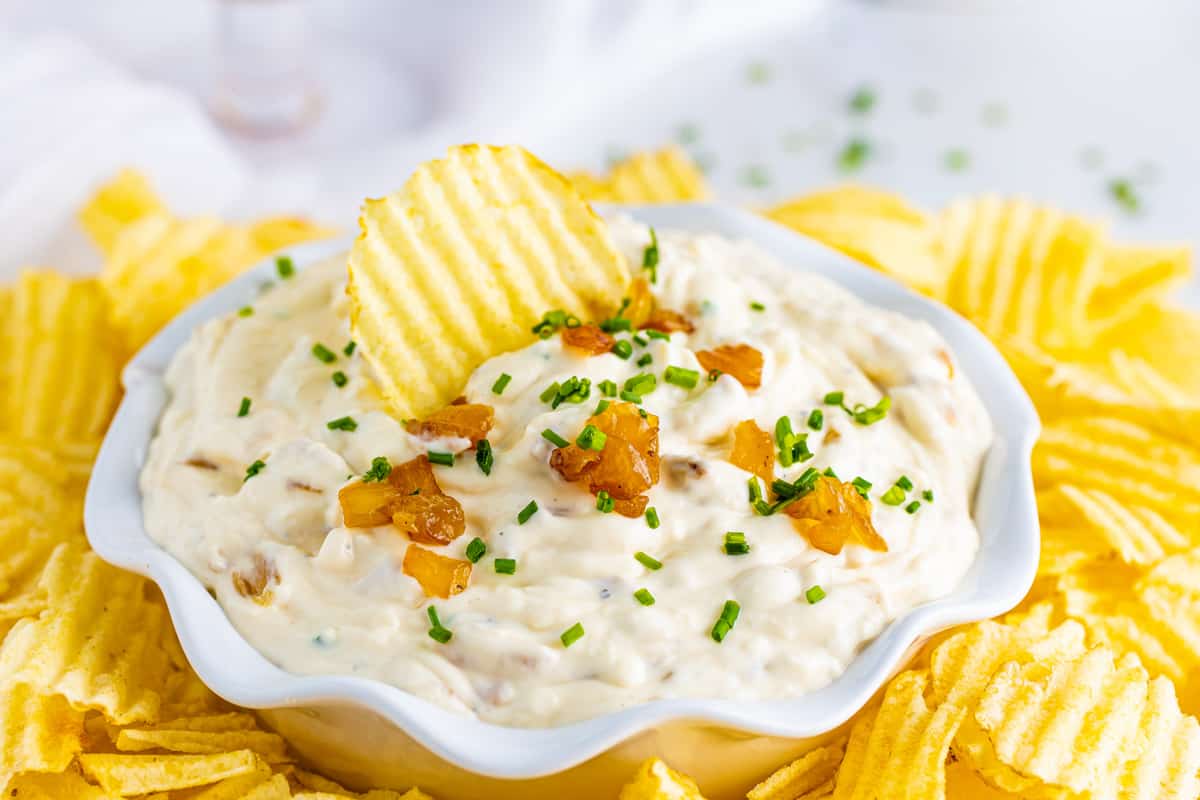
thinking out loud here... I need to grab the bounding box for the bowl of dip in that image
[85,203,1039,800]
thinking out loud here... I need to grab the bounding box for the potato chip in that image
[1092,302,1200,397]
[830,669,961,800]
[1116,676,1200,800]
[134,712,258,733]
[348,144,629,419]
[78,750,262,795]
[747,742,843,800]
[1040,484,1194,566]
[603,146,710,204]
[1087,243,1191,337]
[78,168,168,255]
[617,758,706,800]
[0,548,173,724]
[116,728,289,762]
[766,186,927,225]
[166,761,274,800]
[248,216,338,255]
[3,764,116,799]
[3,271,123,443]
[0,683,86,787]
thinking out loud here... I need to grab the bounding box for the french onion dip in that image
[141,219,992,727]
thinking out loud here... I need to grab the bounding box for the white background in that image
[1,0,1197,306]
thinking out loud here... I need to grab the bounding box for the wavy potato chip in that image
[1092,302,1200,397]
[348,144,629,419]
[569,146,709,204]
[747,742,843,800]
[3,765,117,799]
[617,758,707,800]
[116,728,290,762]
[2,271,122,443]
[0,683,86,787]
[78,750,263,795]
[78,168,167,255]
[1040,484,1194,566]
[1087,243,1191,336]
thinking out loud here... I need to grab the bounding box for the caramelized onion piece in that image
[696,344,763,390]
[561,323,615,355]
[392,493,466,545]
[339,455,456,531]
[402,545,472,598]
[550,401,659,507]
[786,476,887,555]
[405,403,494,445]
[612,494,649,519]
[232,554,278,605]
[623,278,655,327]
[729,419,775,482]
[338,481,401,528]
[639,308,694,334]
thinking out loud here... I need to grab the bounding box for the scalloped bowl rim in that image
[85,202,1040,780]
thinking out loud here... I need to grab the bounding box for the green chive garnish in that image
[327,416,357,432]
[599,379,618,397]
[922,489,934,503]
[540,382,561,403]
[711,600,740,642]
[750,301,766,311]
[332,371,348,388]
[312,343,337,364]
[465,537,486,563]
[807,409,823,430]
[596,491,615,513]
[646,330,670,341]
[643,228,659,284]
[635,551,663,570]
[427,606,452,643]
[576,424,607,451]
[824,391,844,406]
[905,500,921,514]
[238,306,254,317]
[851,396,891,426]
[237,397,251,417]
[1109,178,1140,213]
[805,585,826,604]
[724,531,750,556]
[276,255,295,278]
[634,588,656,606]
[560,622,585,648]
[541,429,570,448]
[896,476,914,491]
[823,466,839,478]
[428,451,454,467]
[849,86,876,113]
[850,477,872,498]
[475,439,493,475]
[517,501,538,525]
[623,373,657,398]
[594,399,611,415]
[494,558,517,575]
[944,149,969,172]
[492,373,512,395]
[636,353,653,367]
[343,340,357,356]
[881,486,906,505]
[362,456,391,482]
[663,366,700,390]
[633,334,648,347]
[243,459,265,481]
[645,507,660,529]
[837,138,871,172]
[612,340,634,360]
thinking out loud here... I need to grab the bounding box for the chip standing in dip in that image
[140,217,992,728]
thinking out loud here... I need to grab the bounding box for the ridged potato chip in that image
[3,765,116,800]
[2,271,122,444]
[348,144,630,420]
[78,168,167,255]
[617,758,707,800]
[1087,243,1191,336]
[747,742,843,800]
[1116,676,1200,800]
[1039,484,1194,566]
[831,670,962,800]
[0,683,85,787]
[1092,302,1200,397]
[569,145,710,204]
[78,750,263,795]
[116,728,290,762]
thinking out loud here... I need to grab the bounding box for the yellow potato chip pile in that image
[4,146,1200,800]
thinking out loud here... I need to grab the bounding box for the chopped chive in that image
[837,138,871,172]
[492,373,513,395]
[663,366,700,390]
[922,489,934,503]
[427,606,452,643]
[427,451,455,467]
[312,343,337,364]
[807,409,823,430]
[243,459,265,481]
[596,490,615,513]
[599,379,618,397]
[465,537,487,563]
[332,371,348,388]
[362,456,391,482]
[633,334,648,347]
[1109,178,1140,213]
[896,475,914,491]
[540,382,561,403]
[623,373,657,398]
[635,551,663,570]
[849,86,876,113]
[541,429,570,448]
[343,340,357,356]
[645,507,660,529]
[850,476,872,498]
[237,397,251,417]
[748,476,765,504]
[711,600,740,642]
[636,353,653,367]
[619,390,643,404]
[724,531,750,556]
[494,557,517,574]
[646,329,670,341]
[805,585,826,604]
[594,399,611,415]
[276,255,295,278]
[944,149,970,172]
[612,340,634,360]
[750,301,766,311]
[576,424,607,451]
[634,588,656,606]
[905,500,922,514]
[560,622,585,648]
[517,500,538,525]
[823,466,839,478]
[532,309,581,338]
[851,396,891,425]
[238,306,254,317]
[643,227,659,284]
[475,439,493,475]
[823,391,845,406]
[881,486,906,505]
[327,416,358,432]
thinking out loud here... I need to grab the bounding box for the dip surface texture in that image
[141,219,993,727]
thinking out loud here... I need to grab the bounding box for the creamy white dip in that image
[141,219,992,727]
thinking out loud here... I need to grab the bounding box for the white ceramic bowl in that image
[85,203,1040,800]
